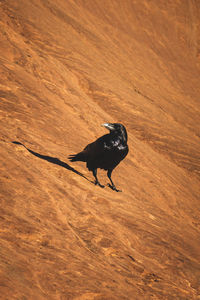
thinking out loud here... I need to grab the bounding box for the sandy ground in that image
[0,0,200,299]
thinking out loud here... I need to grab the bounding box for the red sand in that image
[0,1,200,299]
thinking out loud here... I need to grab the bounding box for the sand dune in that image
[0,1,200,299]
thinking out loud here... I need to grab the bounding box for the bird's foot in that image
[94,181,105,188]
[107,184,122,192]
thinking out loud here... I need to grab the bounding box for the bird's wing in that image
[82,135,107,160]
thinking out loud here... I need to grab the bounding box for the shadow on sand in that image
[12,141,92,183]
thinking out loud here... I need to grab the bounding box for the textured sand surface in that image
[0,1,200,299]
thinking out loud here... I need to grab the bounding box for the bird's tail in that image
[68,152,86,162]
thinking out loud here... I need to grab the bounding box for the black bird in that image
[68,123,128,192]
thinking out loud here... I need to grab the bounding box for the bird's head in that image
[101,123,128,142]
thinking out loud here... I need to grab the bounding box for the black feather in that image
[68,123,128,191]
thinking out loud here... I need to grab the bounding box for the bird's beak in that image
[101,123,115,131]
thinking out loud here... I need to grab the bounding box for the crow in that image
[68,123,128,192]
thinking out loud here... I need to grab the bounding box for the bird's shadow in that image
[12,141,92,183]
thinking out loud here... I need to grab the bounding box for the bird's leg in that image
[92,169,104,188]
[107,170,121,192]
